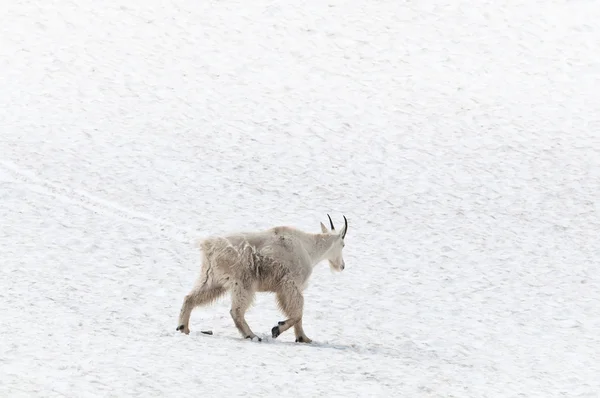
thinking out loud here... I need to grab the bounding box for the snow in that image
[1,0,600,396]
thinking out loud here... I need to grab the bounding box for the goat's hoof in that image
[271,326,281,338]
[176,325,190,334]
[295,336,312,343]
[246,335,262,342]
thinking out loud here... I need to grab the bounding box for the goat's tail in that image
[196,237,215,255]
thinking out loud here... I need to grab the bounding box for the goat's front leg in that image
[272,284,312,343]
[293,318,312,343]
[230,283,260,341]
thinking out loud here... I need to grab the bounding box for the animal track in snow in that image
[0,160,194,242]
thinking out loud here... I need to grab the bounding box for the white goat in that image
[176,214,348,343]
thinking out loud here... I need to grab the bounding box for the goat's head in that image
[320,214,348,272]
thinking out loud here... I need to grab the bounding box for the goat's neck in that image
[303,233,337,266]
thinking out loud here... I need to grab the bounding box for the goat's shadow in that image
[185,329,440,364]
[191,330,390,357]
[271,338,359,352]
[261,336,435,362]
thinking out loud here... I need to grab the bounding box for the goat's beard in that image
[328,261,342,272]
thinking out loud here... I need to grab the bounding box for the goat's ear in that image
[320,222,329,233]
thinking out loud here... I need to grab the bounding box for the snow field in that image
[1,0,600,396]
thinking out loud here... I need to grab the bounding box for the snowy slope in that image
[2,0,600,396]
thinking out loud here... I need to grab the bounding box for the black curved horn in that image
[342,215,348,239]
[327,214,335,230]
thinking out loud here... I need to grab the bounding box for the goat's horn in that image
[327,214,335,230]
[342,215,348,239]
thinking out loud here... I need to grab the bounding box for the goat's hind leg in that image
[271,284,312,343]
[177,282,227,334]
[229,283,260,341]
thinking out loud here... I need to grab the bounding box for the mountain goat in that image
[176,214,348,343]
